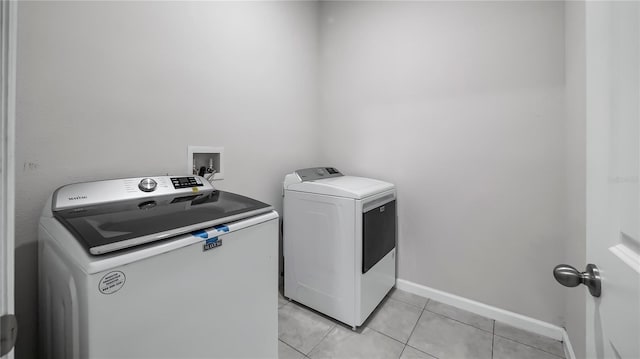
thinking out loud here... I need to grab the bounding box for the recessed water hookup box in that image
[187,146,224,180]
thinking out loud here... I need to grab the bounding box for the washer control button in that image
[138,178,157,192]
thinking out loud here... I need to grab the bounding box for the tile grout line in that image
[305,324,337,357]
[405,307,425,349]
[398,344,407,359]
[404,344,441,359]
[387,296,428,311]
[389,290,430,310]
[367,314,438,359]
[422,307,494,334]
[423,298,495,333]
[279,293,292,309]
[494,334,566,359]
[367,325,408,346]
[494,322,565,358]
[366,297,425,345]
[279,301,337,357]
[415,307,492,359]
[279,339,307,358]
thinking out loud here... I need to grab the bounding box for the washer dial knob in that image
[138,178,157,192]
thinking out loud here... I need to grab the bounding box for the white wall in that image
[564,1,586,357]
[319,1,567,325]
[15,2,320,357]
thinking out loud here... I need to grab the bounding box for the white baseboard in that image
[396,279,577,359]
[396,279,566,341]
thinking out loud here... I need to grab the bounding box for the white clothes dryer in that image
[283,167,396,329]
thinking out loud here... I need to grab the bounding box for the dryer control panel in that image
[295,167,343,182]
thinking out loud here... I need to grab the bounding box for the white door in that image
[0,0,16,358]
[586,1,640,358]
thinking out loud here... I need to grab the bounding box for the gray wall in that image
[318,1,568,325]
[564,2,586,357]
[15,2,320,358]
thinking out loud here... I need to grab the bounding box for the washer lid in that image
[285,175,394,199]
[54,190,272,255]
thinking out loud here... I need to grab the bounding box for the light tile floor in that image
[278,289,565,359]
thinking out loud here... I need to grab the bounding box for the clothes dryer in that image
[283,167,396,329]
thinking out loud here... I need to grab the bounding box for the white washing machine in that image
[39,175,278,359]
[283,167,396,329]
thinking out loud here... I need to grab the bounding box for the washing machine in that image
[39,175,278,359]
[283,167,396,329]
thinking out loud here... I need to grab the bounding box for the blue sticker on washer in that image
[214,224,229,232]
[192,230,208,239]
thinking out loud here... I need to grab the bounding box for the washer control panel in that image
[295,167,343,182]
[138,178,158,192]
[170,176,204,189]
[53,176,214,210]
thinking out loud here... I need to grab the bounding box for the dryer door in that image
[362,200,396,273]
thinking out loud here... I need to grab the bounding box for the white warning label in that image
[99,271,126,295]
